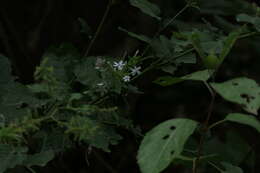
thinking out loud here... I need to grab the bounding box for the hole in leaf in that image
[162,134,170,140]
[170,126,175,130]
[240,94,255,103]
[232,82,238,86]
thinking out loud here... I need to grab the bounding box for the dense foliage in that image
[1,0,260,172]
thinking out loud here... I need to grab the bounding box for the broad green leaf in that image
[130,0,161,20]
[24,150,55,167]
[137,118,198,173]
[221,162,243,173]
[154,70,214,86]
[210,77,260,115]
[225,113,260,133]
[119,27,151,43]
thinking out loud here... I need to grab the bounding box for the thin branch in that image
[84,0,112,57]
[142,4,190,56]
[193,82,216,173]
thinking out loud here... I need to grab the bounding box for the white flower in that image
[97,82,105,86]
[130,66,141,76]
[113,60,126,70]
[123,75,131,82]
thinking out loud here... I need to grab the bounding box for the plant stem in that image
[84,0,112,57]
[26,166,37,173]
[193,82,216,173]
[208,119,227,129]
[142,4,190,56]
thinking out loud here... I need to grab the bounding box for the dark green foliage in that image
[1,0,260,172]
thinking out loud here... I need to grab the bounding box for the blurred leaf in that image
[130,0,161,20]
[219,29,242,62]
[237,14,260,31]
[119,27,151,43]
[66,116,122,152]
[221,162,243,173]
[203,130,251,165]
[0,144,27,173]
[210,77,260,115]
[154,70,214,86]
[78,17,92,37]
[225,113,260,132]
[74,57,100,85]
[23,150,55,167]
[137,118,198,173]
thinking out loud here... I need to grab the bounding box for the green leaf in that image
[130,0,161,20]
[119,27,151,43]
[236,14,260,31]
[137,118,198,173]
[66,116,122,152]
[203,130,251,165]
[78,17,92,37]
[219,29,242,63]
[0,144,27,173]
[74,57,100,86]
[221,162,243,173]
[24,150,55,167]
[154,70,214,86]
[225,113,260,133]
[210,77,260,115]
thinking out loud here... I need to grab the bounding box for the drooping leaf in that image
[236,14,260,31]
[225,113,260,132]
[210,77,260,115]
[137,118,198,173]
[78,17,92,37]
[23,150,55,167]
[221,162,243,173]
[130,0,161,20]
[154,70,214,86]
[219,29,242,63]
[119,27,151,43]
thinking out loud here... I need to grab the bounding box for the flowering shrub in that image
[1,0,260,173]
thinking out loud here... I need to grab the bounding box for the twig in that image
[93,150,118,173]
[84,0,112,57]
[141,4,190,56]
[193,82,216,173]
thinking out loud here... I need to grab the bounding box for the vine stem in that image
[141,4,190,56]
[193,82,216,173]
[83,0,112,57]
[26,166,37,173]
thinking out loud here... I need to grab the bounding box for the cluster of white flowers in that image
[112,60,142,83]
[95,59,142,85]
